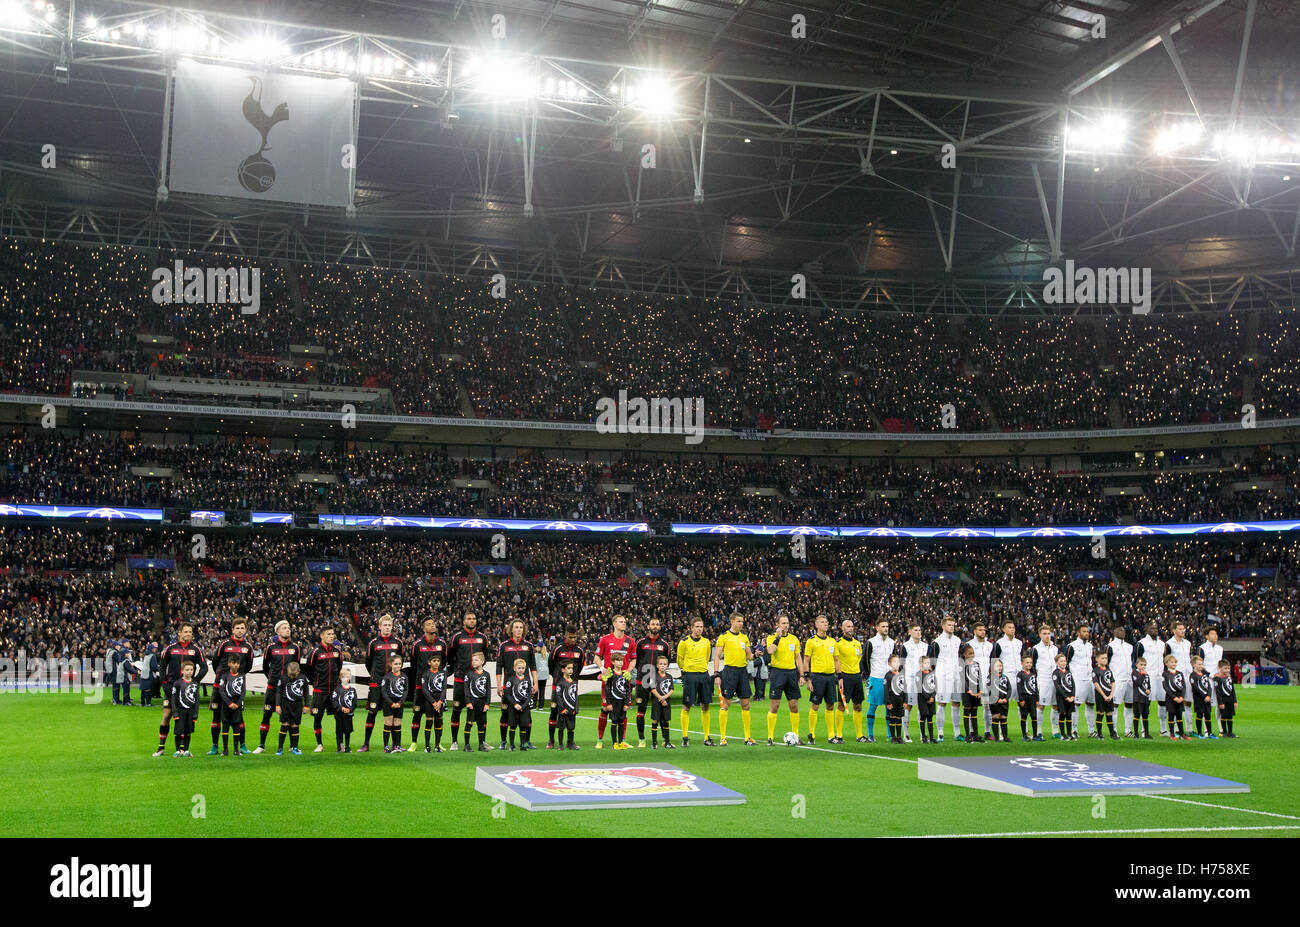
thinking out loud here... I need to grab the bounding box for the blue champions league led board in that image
[0,504,163,521]
[306,561,350,573]
[127,558,176,570]
[317,514,651,533]
[475,763,747,811]
[918,754,1250,797]
[671,519,1300,539]
[250,512,295,524]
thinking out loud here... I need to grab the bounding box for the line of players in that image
[890,615,1241,744]
[147,609,1243,757]
[150,612,593,756]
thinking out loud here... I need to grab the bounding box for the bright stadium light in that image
[1,1,28,29]
[1066,114,1128,152]
[1211,130,1300,164]
[1153,121,1203,156]
[474,55,538,99]
[630,75,675,114]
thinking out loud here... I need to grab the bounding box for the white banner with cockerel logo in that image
[167,59,355,206]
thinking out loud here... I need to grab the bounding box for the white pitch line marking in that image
[1142,793,1300,820]
[573,712,920,762]
[902,825,1300,839]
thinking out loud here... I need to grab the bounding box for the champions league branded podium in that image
[918,754,1250,797]
[476,763,747,811]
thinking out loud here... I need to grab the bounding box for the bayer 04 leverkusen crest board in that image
[475,763,746,811]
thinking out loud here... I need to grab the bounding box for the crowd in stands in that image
[4,238,1300,433]
[7,430,1300,527]
[2,520,1297,668]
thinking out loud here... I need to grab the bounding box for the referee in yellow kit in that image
[713,613,757,746]
[765,613,803,745]
[802,614,841,745]
[675,616,715,747]
[834,618,868,743]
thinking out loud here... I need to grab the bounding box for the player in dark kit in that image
[464,652,492,752]
[153,623,206,757]
[1213,661,1238,738]
[634,617,671,747]
[554,661,580,750]
[987,659,1011,742]
[257,620,300,753]
[1132,657,1153,738]
[408,619,447,748]
[218,656,247,756]
[960,644,984,743]
[604,651,633,749]
[448,612,488,751]
[275,661,308,755]
[883,654,908,743]
[503,658,535,750]
[495,618,537,750]
[305,626,350,752]
[1016,655,1042,741]
[206,619,253,755]
[417,654,448,752]
[380,654,409,753]
[1051,653,1076,740]
[649,654,676,748]
[547,627,585,748]
[1190,655,1215,738]
[332,668,358,752]
[361,614,403,753]
[916,655,938,743]
[1163,654,1188,740]
[169,661,200,756]
[1092,652,1119,739]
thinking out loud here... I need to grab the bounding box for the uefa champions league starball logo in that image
[1009,757,1090,772]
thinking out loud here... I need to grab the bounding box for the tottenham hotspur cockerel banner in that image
[167,59,356,207]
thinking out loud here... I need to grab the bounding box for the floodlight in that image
[1066,114,1128,152]
[1153,121,1202,155]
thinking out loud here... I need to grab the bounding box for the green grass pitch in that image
[2,688,1297,837]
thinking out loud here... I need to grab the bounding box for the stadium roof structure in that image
[3,0,1300,312]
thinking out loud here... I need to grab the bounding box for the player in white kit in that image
[1167,620,1194,731]
[1136,622,1168,733]
[1031,625,1058,736]
[1065,624,1096,737]
[989,619,1023,729]
[966,620,994,738]
[1104,624,1135,738]
[899,623,928,743]
[930,615,963,741]
[1197,626,1224,722]
[863,618,897,743]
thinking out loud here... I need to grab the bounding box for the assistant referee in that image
[765,613,802,745]
[676,617,714,747]
[802,614,841,745]
[713,613,756,746]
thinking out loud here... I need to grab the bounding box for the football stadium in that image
[2,0,1300,876]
